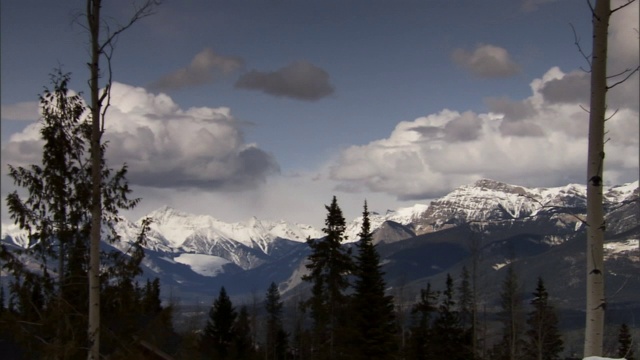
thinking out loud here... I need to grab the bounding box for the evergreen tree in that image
[233,305,257,360]
[351,201,398,359]
[265,282,288,360]
[431,273,469,360]
[302,196,353,359]
[458,266,473,329]
[202,287,238,359]
[1,71,146,358]
[406,283,438,360]
[522,277,563,360]
[458,265,478,359]
[617,323,635,360]
[491,265,524,360]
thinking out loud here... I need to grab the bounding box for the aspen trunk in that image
[87,0,103,358]
[584,0,609,357]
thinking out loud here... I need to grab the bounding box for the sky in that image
[1,0,638,229]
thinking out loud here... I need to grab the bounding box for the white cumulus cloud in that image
[330,67,639,200]
[2,82,279,190]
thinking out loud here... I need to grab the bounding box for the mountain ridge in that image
[2,178,638,304]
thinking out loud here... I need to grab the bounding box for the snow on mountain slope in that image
[344,204,429,243]
[143,206,322,253]
[173,253,230,277]
[413,179,638,234]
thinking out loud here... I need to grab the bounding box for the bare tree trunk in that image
[87,0,103,358]
[584,0,610,357]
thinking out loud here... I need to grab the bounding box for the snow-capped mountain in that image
[2,179,638,306]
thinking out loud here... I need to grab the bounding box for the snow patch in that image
[173,253,230,277]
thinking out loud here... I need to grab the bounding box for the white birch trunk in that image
[584,0,610,357]
[87,0,102,358]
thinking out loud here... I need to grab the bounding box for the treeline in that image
[0,73,636,359]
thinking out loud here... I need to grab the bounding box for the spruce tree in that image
[522,277,563,360]
[233,305,257,360]
[202,286,238,359]
[351,201,398,359]
[302,196,353,360]
[407,283,438,360]
[265,282,288,360]
[458,265,477,359]
[491,264,524,360]
[431,273,469,360]
[2,71,144,358]
[617,323,635,360]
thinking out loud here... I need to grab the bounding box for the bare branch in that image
[99,42,114,134]
[571,23,592,70]
[607,65,640,90]
[98,0,161,54]
[611,0,636,14]
[587,0,599,21]
[580,104,591,113]
[604,108,619,121]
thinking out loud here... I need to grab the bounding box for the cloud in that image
[2,82,279,190]
[452,44,520,78]
[1,101,39,121]
[150,48,244,91]
[539,70,590,105]
[330,67,639,200]
[235,60,334,101]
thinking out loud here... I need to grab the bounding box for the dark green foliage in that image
[202,286,238,359]
[233,305,258,360]
[406,283,438,360]
[458,265,473,329]
[265,282,288,360]
[522,277,563,360]
[617,323,635,360]
[430,273,471,360]
[0,71,158,359]
[302,196,354,359]
[491,265,525,360]
[351,201,398,359]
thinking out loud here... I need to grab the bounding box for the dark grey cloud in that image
[540,71,589,104]
[452,44,520,78]
[485,97,536,121]
[235,61,334,101]
[499,121,545,137]
[409,125,442,139]
[443,112,482,142]
[150,48,244,91]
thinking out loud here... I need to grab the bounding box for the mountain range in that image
[2,179,639,324]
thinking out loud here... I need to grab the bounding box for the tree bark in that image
[584,0,610,357]
[87,0,102,358]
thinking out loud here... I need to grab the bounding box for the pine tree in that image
[1,71,144,358]
[431,273,469,360]
[458,265,477,359]
[302,196,353,359]
[233,305,257,360]
[407,283,438,360]
[491,265,524,360]
[617,323,635,360]
[522,277,563,360]
[351,201,398,359]
[265,282,288,360]
[458,266,473,329]
[202,287,238,359]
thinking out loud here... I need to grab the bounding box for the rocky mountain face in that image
[2,179,638,311]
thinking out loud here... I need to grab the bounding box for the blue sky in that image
[1,0,638,228]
